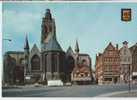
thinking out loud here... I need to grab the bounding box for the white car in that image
[65,82,72,86]
[34,83,41,87]
[47,80,63,86]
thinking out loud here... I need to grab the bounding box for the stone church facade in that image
[3,9,92,85]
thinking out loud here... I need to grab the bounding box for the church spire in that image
[45,9,52,20]
[75,39,79,53]
[24,34,29,50]
[24,34,30,75]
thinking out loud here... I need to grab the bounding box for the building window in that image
[81,74,84,77]
[82,59,87,66]
[31,55,40,70]
[124,49,126,55]
[45,54,47,72]
[55,55,57,72]
[108,66,112,71]
[109,58,111,62]
[105,66,111,72]
[67,56,74,73]
[109,51,113,55]
[20,58,25,65]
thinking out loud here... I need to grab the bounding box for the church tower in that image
[24,35,30,77]
[41,9,65,85]
[41,9,56,47]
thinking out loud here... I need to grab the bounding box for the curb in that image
[96,90,137,97]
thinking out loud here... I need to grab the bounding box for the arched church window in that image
[31,55,40,70]
[54,54,57,72]
[51,54,57,73]
[68,56,74,67]
[20,58,25,65]
[45,54,48,72]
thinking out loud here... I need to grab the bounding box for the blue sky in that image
[2,2,137,69]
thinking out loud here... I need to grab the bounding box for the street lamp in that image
[2,38,12,86]
[129,65,131,92]
[3,38,12,42]
[121,8,132,93]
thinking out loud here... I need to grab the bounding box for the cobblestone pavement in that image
[109,91,137,97]
[2,84,137,97]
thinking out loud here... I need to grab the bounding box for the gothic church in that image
[3,9,92,85]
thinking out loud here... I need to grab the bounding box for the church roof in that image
[31,44,40,53]
[104,42,115,51]
[66,46,74,56]
[43,37,63,52]
[130,43,137,54]
[5,51,24,55]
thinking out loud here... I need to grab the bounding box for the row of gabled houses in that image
[95,41,137,85]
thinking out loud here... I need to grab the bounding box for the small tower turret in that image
[24,34,30,76]
[75,39,79,53]
[75,39,80,67]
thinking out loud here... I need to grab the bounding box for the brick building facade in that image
[96,42,137,85]
[95,42,120,84]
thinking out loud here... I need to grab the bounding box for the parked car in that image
[65,82,72,86]
[47,80,63,87]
